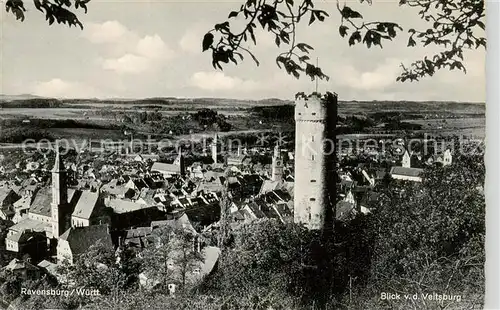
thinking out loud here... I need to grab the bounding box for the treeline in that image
[0,119,121,130]
[0,128,55,143]
[249,105,294,122]
[0,99,63,109]
[191,109,232,132]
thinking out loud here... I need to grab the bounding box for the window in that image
[310,179,316,183]
[310,198,316,201]
[311,135,315,142]
[312,112,316,116]
[311,155,315,160]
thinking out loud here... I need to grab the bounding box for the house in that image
[2,258,41,279]
[441,149,453,166]
[125,178,149,192]
[122,227,154,249]
[133,154,160,163]
[0,188,21,220]
[135,188,159,206]
[151,162,183,177]
[242,202,266,220]
[5,218,51,256]
[390,166,424,182]
[107,199,168,229]
[38,259,67,283]
[57,224,113,264]
[101,179,135,199]
[226,155,247,166]
[5,229,47,261]
[184,198,220,227]
[150,213,197,235]
[139,246,221,293]
[189,165,205,179]
[0,188,21,208]
[108,199,151,214]
[27,186,54,224]
[152,151,185,177]
[258,180,281,196]
[71,191,111,227]
[336,201,357,222]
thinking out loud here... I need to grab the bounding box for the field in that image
[0,96,486,148]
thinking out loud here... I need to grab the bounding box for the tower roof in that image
[52,151,66,173]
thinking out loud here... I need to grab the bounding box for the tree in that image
[140,225,203,292]
[202,0,485,82]
[59,240,131,295]
[359,155,485,309]
[6,0,485,82]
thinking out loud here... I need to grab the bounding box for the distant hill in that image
[0,94,484,112]
[0,94,46,102]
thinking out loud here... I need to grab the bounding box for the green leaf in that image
[202,33,214,52]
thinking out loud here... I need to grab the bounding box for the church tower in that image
[271,144,284,182]
[402,149,411,168]
[293,92,337,230]
[173,147,186,176]
[211,134,218,164]
[51,150,68,239]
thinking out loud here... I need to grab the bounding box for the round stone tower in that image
[293,92,338,230]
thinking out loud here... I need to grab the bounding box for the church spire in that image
[52,149,66,173]
[51,149,68,238]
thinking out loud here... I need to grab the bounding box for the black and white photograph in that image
[0,0,489,309]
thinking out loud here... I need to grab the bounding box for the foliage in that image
[362,154,485,309]
[140,225,203,292]
[5,0,88,28]
[249,105,295,122]
[192,109,232,132]
[0,98,63,108]
[203,0,485,81]
[58,240,134,294]
[338,0,485,82]
[204,219,338,306]
[5,0,485,82]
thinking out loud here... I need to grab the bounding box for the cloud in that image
[190,71,260,92]
[102,54,151,74]
[33,79,101,98]
[83,21,174,74]
[136,35,174,60]
[334,58,403,91]
[82,21,131,44]
[179,23,210,54]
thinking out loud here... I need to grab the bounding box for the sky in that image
[0,0,486,102]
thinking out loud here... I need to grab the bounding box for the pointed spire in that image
[52,149,65,173]
[273,142,280,158]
